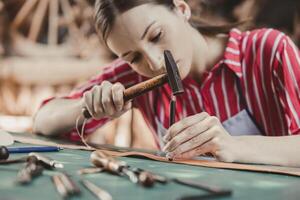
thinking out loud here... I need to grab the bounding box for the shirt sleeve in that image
[40,59,140,141]
[272,33,300,135]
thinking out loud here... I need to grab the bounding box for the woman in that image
[33,0,300,167]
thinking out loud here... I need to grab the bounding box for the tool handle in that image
[90,151,125,174]
[123,74,168,101]
[7,146,61,153]
[16,156,43,185]
[83,74,168,119]
[173,178,232,195]
[0,146,9,160]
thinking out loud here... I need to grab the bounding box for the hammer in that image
[83,50,184,121]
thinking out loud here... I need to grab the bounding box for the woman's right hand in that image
[82,81,132,119]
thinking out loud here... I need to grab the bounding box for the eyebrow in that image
[141,21,156,40]
[121,21,156,58]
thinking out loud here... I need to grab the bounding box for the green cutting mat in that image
[1,139,300,200]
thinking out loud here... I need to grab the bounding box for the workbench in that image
[1,134,300,200]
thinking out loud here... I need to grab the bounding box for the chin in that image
[177,61,191,79]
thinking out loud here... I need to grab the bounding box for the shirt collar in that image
[219,28,243,77]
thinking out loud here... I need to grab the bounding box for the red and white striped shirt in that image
[43,28,300,147]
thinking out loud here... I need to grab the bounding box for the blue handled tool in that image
[0,146,63,160]
[7,146,62,153]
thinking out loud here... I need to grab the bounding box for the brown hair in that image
[94,0,247,43]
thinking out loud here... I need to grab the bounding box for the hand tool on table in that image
[52,174,69,199]
[82,50,184,119]
[132,167,231,196]
[0,146,9,160]
[89,151,232,197]
[173,178,232,199]
[131,167,232,198]
[81,180,113,200]
[16,155,44,185]
[78,167,104,175]
[52,172,81,198]
[29,152,64,169]
[0,152,63,169]
[7,146,62,153]
[130,167,168,185]
[90,151,154,187]
[0,146,62,160]
[0,156,28,165]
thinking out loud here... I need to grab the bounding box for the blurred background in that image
[0,0,299,149]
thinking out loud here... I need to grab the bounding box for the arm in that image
[234,135,300,167]
[33,81,132,137]
[33,60,137,137]
[33,98,85,137]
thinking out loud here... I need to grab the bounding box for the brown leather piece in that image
[97,150,300,177]
[13,135,300,177]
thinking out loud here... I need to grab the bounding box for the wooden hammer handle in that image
[123,74,168,101]
[83,74,168,118]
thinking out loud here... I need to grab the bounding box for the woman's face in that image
[106,1,195,78]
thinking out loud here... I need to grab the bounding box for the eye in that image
[150,31,162,43]
[130,53,142,64]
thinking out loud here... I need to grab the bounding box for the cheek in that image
[177,59,192,79]
[170,41,193,78]
[130,63,154,78]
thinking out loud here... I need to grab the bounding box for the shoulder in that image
[235,28,293,72]
[239,28,287,57]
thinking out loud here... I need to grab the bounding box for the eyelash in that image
[150,31,162,43]
[130,31,163,64]
[130,54,142,64]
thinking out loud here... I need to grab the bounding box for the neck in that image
[189,27,228,81]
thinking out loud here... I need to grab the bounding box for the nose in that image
[143,49,163,72]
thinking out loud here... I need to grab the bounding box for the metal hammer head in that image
[164,50,184,95]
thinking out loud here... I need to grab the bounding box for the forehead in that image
[106,4,173,53]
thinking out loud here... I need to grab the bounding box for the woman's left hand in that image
[163,112,239,162]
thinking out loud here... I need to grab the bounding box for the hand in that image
[163,112,238,162]
[82,81,132,119]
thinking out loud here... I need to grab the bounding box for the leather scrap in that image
[12,134,300,177]
[96,150,300,177]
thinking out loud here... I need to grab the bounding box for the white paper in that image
[0,130,14,146]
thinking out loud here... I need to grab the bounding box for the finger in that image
[93,86,104,117]
[172,139,216,159]
[163,112,209,142]
[112,82,125,112]
[83,91,94,118]
[167,127,214,159]
[163,117,211,152]
[123,100,132,111]
[101,81,115,116]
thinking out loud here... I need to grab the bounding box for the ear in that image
[173,0,192,21]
